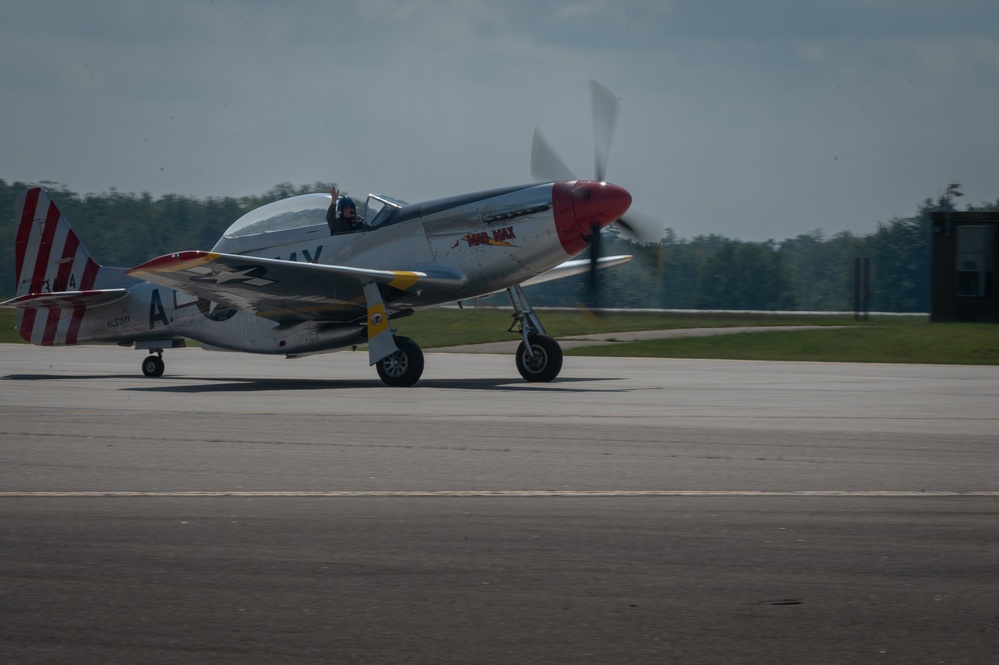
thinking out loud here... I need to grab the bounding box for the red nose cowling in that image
[552,180,632,256]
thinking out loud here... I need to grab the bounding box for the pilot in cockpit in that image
[327,186,365,235]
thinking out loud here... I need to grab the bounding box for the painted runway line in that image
[2,490,998,498]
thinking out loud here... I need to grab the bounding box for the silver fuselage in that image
[59,183,602,355]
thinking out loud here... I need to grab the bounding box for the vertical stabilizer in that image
[14,188,102,296]
[11,188,104,344]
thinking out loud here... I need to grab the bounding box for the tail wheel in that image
[141,354,165,378]
[516,333,563,382]
[376,336,424,387]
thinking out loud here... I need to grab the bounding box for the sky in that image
[2,0,998,242]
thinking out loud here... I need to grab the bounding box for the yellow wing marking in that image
[388,271,420,291]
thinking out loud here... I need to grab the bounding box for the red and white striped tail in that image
[12,188,103,345]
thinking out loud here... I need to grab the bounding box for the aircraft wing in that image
[127,251,464,323]
[520,255,633,287]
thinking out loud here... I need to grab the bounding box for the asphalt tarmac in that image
[2,344,997,664]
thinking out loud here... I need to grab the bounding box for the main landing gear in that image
[375,335,424,387]
[507,284,563,383]
[372,284,562,386]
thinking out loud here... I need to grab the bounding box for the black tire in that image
[376,336,424,387]
[516,333,563,382]
[141,355,165,378]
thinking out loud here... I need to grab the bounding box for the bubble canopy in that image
[223,194,330,239]
[221,192,408,240]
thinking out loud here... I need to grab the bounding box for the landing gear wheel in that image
[376,336,424,387]
[141,354,165,378]
[516,333,563,383]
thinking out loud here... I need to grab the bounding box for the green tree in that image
[695,241,797,310]
[863,198,942,313]
[1,179,993,312]
[780,229,862,311]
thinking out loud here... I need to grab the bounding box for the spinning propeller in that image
[531,80,665,308]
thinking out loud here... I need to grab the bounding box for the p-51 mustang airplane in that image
[5,181,631,386]
[4,82,652,386]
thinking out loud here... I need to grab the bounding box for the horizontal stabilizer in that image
[1,289,128,310]
[520,255,633,288]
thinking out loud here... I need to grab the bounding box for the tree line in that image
[520,194,997,312]
[1,179,996,312]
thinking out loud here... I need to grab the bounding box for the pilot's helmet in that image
[337,196,356,217]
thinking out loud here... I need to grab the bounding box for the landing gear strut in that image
[507,285,563,382]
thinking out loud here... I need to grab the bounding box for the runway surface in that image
[2,344,998,664]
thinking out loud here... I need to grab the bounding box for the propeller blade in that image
[531,127,577,183]
[532,81,666,306]
[588,223,601,302]
[590,79,619,182]
[614,210,666,245]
